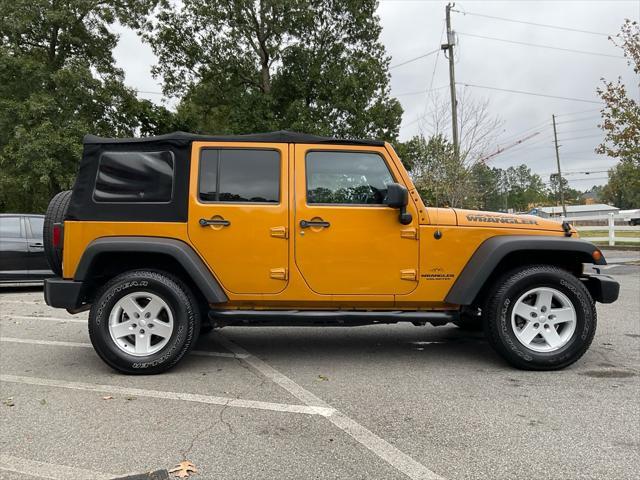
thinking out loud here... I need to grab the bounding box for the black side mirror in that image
[385,183,412,225]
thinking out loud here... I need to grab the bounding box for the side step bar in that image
[208,309,459,327]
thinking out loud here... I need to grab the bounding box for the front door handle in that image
[199,218,231,227]
[300,219,330,229]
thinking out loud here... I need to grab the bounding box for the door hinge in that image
[400,269,417,281]
[270,268,288,280]
[400,228,418,240]
[270,226,288,239]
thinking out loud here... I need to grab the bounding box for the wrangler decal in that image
[466,214,538,225]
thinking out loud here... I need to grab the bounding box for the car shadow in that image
[198,325,503,368]
[0,284,43,294]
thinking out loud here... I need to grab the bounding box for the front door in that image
[294,145,419,295]
[188,143,289,295]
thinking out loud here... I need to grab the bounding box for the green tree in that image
[0,0,166,212]
[597,19,639,163]
[146,0,402,140]
[601,160,640,208]
[596,19,640,209]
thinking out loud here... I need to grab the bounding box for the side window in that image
[0,216,23,238]
[199,149,280,203]
[93,151,174,203]
[27,217,44,239]
[306,151,394,205]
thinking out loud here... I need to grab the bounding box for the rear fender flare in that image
[74,236,228,304]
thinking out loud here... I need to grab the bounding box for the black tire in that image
[88,270,201,375]
[484,265,596,371]
[43,190,72,276]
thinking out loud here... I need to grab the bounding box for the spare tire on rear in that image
[43,190,72,276]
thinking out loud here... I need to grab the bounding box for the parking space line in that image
[214,334,446,480]
[0,453,115,480]
[0,337,248,359]
[0,300,42,305]
[1,315,87,323]
[0,374,336,417]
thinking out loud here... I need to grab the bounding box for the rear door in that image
[25,216,52,277]
[293,145,419,295]
[188,143,290,295]
[0,216,30,281]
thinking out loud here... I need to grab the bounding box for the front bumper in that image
[44,277,84,310]
[582,274,620,304]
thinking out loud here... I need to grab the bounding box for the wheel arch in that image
[445,235,605,306]
[74,236,228,306]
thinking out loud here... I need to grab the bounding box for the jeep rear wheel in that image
[88,270,200,375]
[484,265,596,370]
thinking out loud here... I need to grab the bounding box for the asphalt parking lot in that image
[1,253,639,480]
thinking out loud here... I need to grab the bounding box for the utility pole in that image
[552,114,567,216]
[442,3,459,160]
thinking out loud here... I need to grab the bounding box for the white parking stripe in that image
[0,300,42,304]
[0,453,115,480]
[0,337,249,359]
[214,334,446,480]
[0,374,336,417]
[1,315,86,323]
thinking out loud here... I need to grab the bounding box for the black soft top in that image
[83,130,385,147]
[68,130,385,223]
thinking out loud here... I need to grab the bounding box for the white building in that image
[529,204,619,219]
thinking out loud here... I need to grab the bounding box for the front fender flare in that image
[444,235,604,306]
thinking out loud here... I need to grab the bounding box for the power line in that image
[457,82,604,104]
[457,32,624,59]
[450,9,610,37]
[555,108,602,117]
[555,116,601,125]
[395,85,448,97]
[557,135,603,141]
[390,48,440,69]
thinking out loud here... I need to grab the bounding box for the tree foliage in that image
[145,0,402,140]
[0,0,167,212]
[596,19,640,209]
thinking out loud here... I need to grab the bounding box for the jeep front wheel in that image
[88,270,200,374]
[484,265,596,370]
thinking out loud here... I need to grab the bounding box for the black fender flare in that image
[444,235,605,306]
[74,236,228,304]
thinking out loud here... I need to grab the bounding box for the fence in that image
[555,213,640,246]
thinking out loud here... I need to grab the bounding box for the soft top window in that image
[93,151,175,203]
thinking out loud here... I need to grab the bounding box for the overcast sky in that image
[113,0,640,191]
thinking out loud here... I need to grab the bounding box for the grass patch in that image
[578,230,640,238]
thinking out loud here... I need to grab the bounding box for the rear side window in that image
[306,151,394,205]
[27,217,44,239]
[199,149,280,203]
[0,217,22,238]
[93,151,175,203]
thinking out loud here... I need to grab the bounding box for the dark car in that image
[0,214,53,283]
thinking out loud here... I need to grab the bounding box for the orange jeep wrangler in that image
[43,131,619,374]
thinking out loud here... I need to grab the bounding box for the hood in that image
[454,209,567,232]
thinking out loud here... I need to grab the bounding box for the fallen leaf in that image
[102,396,113,400]
[3,397,15,407]
[317,375,329,381]
[169,461,198,478]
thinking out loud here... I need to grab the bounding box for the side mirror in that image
[385,183,412,225]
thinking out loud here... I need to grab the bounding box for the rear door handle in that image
[300,219,330,229]
[30,243,44,248]
[199,218,231,227]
